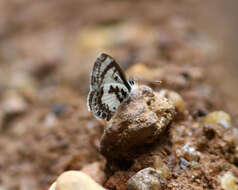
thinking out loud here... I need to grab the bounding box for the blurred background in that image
[0,0,237,190]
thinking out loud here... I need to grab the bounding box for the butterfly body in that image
[87,53,133,121]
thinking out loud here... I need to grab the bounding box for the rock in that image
[176,143,200,170]
[176,143,200,161]
[100,85,176,160]
[49,182,56,190]
[179,158,190,170]
[159,89,186,114]
[202,111,233,142]
[152,156,170,179]
[179,157,199,170]
[2,91,28,116]
[126,167,167,190]
[220,172,238,190]
[204,111,231,129]
[55,171,105,190]
[81,162,106,185]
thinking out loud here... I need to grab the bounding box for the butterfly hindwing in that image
[88,83,130,121]
[88,53,133,121]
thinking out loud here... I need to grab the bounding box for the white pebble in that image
[54,171,105,190]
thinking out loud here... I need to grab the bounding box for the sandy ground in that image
[0,1,237,190]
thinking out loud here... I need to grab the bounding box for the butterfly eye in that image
[114,76,118,81]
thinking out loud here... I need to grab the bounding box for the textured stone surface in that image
[159,89,186,114]
[55,171,105,190]
[204,111,231,129]
[152,156,171,179]
[49,182,56,190]
[220,172,238,190]
[100,85,176,160]
[176,143,201,161]
[127,167,167,190]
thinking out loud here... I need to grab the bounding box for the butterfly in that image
[87,53,134,121]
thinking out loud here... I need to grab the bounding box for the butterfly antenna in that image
[133,78,162,85]
[154,80,162,84]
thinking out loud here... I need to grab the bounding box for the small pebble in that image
[54,171,105,190]
[204,111,231,129]
[152,156,170,179]
[2,91,28,116]
[127,167,167,190]
[220,172,238,190]
[179,158,190,170]
[159,89,186,114]
[176,143,200,161]
[49,182,56,190]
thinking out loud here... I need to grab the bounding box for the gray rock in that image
[127,167,167,190]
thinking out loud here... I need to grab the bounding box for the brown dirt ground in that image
[0,0,237,190]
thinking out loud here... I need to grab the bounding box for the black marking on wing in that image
[108,85,128,103]
[92,87,114,121]
[87,90,95,111]
[101,59,131,91]
[90,53,107,87]
[90,53,131,91]
[88,53,134,121]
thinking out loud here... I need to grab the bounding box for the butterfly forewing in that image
[90,53,131,90]
[87,53,133,121]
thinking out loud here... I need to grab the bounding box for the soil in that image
[0,1,237,190]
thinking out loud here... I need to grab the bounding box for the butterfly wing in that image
[88,53,132,121]
[88,83,130,120]
[90,53,131,90]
